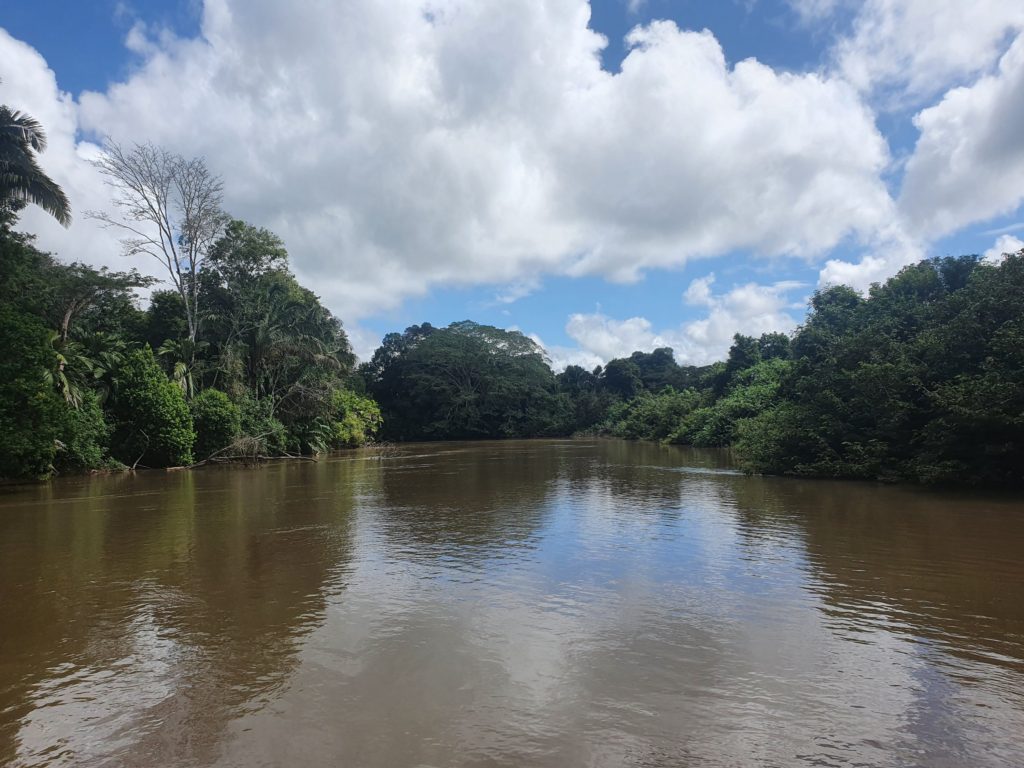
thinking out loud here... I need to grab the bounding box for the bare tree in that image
[89,141,227,343]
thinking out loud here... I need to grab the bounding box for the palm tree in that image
[43,331,129,409]
[158,337,209,400]
[44,330,85,409]
[0,85,72,226]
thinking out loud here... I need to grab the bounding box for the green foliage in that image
[53,390,115,474]
[758,332,791,361]
[602,359,643,399]
[1,102,71,226]
[556,364,615,434]
[237,395,291,456]
[734,403,825,476]
[110,348,195,468]
[1,221,56,313]
[0,306,65,479]
[329,389,382,447]
[588,254,1024,487]
[366,321,563,440]
[199,233,355,436]
[4,180,1022,489]
[145,290,189,350]
[206,219,289,288]
[0,307,111,480]
[190,389,241,460]
[607,388,701,440]
[720,334,762,389]
[672,359,789,447]
[739,253,1024,485]
[41,261,153,342]
[0,212,380,467]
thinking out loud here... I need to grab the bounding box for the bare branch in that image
[88,140,227,343]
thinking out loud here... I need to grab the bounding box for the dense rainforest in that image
[0,214,380,476]
[2,102,1022,486]
[360,251,1024,487]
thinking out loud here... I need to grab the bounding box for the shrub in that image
[190,389,241,460]
[110,347,195,467]
[607,388,700,441]
[671,359,790,447]
[237,395,290,455]
[734,402,838,477]
[329,389,382,447]
[53,390,114,473]
[0,309,61,479]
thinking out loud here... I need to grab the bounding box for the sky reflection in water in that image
[1,440,1022,767]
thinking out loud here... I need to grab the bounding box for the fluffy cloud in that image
[544,275,802,369]
[816,222,924,291]
[785,0,1024,289]
[899,34,1024,238]
[9,0,1024,343]
[983,234,1024,263]
[2,1,899,323]
[827,0,1024,103]
[548,21,896,279]
[0,31,124,272]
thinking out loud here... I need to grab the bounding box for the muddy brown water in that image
[1,440,1022,767]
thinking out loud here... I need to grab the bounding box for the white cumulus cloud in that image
[899,34,1024,239]
[7,0,1023,343]
[2,1,902,324]
[824,0,1024,104]
[983,234,1024,264]
[545,275,803,369]
[0,31,124,272]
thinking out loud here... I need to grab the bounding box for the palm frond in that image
[0,103,70,225]
[0,106,48,152]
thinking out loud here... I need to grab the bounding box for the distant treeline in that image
[2,99,1021,485]
[360,253,1024,487]
[4,209,1022,486]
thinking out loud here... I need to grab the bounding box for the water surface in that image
[1,440,1022,767]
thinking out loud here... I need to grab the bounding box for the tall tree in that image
[89,141,227,343]
[0,93,71,226]
[366,321,563,440]
[44,262,154,342]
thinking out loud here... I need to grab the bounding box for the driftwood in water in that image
[166,433,318,471]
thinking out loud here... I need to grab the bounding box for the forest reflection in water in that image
[0,439,1022,767]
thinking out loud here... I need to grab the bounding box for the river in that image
[1,439,1022,767]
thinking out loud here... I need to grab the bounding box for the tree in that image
[196,223,354,411]
[628,347,683,392]
[144,290,189,349]
[0,305,65,478]
[109,347,195,468]
[44,262,154,342]
[90,141,227,344]
[608,388,701,441]
[602,359,642,399]
[0,96,71,226]
[190,388,241,460]
[0,302,113,479]
[716,334,762,393]
[329,389,382,447]
[735,254,1024,485]
[366,321,563,440]
[206,219,288,289]
[158,337,209,399]
[757,332,791,361]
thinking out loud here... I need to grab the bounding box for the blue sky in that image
[2,0,1022,365]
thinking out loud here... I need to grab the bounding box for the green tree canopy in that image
[365,321,565,440]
